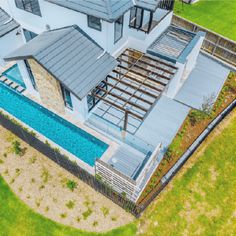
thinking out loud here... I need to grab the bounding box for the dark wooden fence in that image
[172,15,236,68]
[0,112,142,217]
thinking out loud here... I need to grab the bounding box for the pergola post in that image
[123,111,129,131]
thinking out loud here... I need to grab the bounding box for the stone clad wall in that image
[28,59,65,114]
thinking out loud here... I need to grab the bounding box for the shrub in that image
[66,200,75,209]
[101,206,109,217]
[0,159,4,164]
[82,208,92,220]
[189,109,210,126]
[66,180,77,191]
[12,140,24,156]
[92,221,98,227]
[41,168,50,183]
[29,155,37,164]
[121,191,126,198]
[60,213,67,218]
[111,216,117,221]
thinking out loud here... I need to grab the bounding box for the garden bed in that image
[138,72,236,204]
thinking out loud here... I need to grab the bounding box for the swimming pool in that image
[0,83,108,166]
[2,64,26,88]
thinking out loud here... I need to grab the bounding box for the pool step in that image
[0,76,7,82]
[16,86,25,93]
[10,82,19,90]
[5,79,13,86]
[0,76,25,93]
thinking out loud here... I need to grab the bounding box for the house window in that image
[87,15,101,31]
[114,15,123,43]
[87,80,107,111]
[24,60,37,90]
[15,0,42,16]
[23,29,38,42]
[129,7,154,33]
[61,85,73,110]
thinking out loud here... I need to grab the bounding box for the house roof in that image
[135,0,161,11]
[45,0,133,22]
[0,7,19,38]
[4,25,118,100]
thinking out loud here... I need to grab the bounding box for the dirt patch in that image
[0,126,133,232]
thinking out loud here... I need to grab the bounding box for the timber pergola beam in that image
[96,86,149,113]
[104,81,153,105]
[107,75,158,99]
[113,69,163,93]
[117,64,168,87]
[118,57,173,81]
[92,93,144,121]
[126,48,178,70]
[120,52,175,75]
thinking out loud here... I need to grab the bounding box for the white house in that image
[1,0,228,201]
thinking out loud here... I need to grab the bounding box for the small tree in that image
[201,93,216,115]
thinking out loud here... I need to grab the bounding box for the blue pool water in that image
[0,83,108,166]
[2,64,26,88]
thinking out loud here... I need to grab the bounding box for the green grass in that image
[0,175,136,236]
[174,0,236,41]
[140,112,236,235]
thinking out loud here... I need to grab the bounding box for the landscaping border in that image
[138,99,236,211]
[0,111,142,217]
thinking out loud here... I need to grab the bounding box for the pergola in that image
[92,48,177,132]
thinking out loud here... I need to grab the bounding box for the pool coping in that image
[20,90,120,171]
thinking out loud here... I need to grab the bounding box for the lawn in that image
[1,110,236,235]
[138,110,236,235]
[174,0,236,41]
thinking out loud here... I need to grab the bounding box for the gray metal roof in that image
[0,8,19,38]
[135,0,161,11]
[45,0,133,22]
[5,25,118,100]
